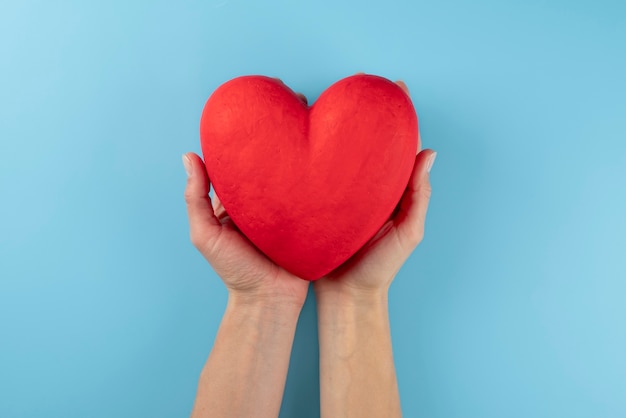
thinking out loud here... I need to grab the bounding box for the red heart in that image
[200,75,418,281]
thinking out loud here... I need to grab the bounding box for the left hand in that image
[314,80,437,302]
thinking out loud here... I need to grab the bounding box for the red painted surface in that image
[200,75,418,281]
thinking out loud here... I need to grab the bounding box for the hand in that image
[185,81,310,417]
[182,152,310,308]
[314,80,437,301]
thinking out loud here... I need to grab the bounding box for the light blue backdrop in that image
[1,0,625,417]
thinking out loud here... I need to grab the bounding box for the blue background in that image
[1,0,625,416]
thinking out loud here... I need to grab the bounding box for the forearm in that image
[316,290,401,418]
[191,294,302,418]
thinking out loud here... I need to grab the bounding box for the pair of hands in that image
[182,81,436,309]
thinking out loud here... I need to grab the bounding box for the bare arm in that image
[191,296,302,418]
[314,84,436,417]
[182,152,309,418]
[316,290,400,417]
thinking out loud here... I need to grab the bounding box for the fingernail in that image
[182,154,192,177]
[427,152,437,173]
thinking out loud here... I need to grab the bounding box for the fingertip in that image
[417,130,422,153]
[394,149,435,247]
[183,153,221,248]
[427,151,437,173]
[417,148,436,167]
[187,153,210,175]
[415,149,436,174]
[182,153,192,177]
[183,152,211,194]
[296,92,308,105]
[185,151,204,165]
[408,149,436,189]
[395,80,410,96]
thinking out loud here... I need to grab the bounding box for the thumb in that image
[182,152,222,254]
[393,149,437,248]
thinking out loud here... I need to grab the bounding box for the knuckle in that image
[189,230,203,248]
[408,228,425,247]
[184,188,195,205]
[190,227,222,261]
[398,226,424,248]
[419,183,432,200]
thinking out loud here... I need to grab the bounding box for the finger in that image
[212,193,228,222]
[393,149,437,248]
[417,130,422,154]
[395,80,410,96]
[211,192,220,213]
[296,92,308,105]
[272,77,307,105]
[183,153,222,252]
[209,187,242,233]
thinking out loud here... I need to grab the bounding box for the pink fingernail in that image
[427,152,437,173]
[182,154,192,177]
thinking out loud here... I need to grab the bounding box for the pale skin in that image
[184,80,436,418]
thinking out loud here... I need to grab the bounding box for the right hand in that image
[182,152,310,308]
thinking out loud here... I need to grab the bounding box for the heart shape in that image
[200,75,418,281]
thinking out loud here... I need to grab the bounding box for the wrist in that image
[314,281,389,309]
[315,288,392,363]
[315,286,389,327]
[226,290,304,323]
